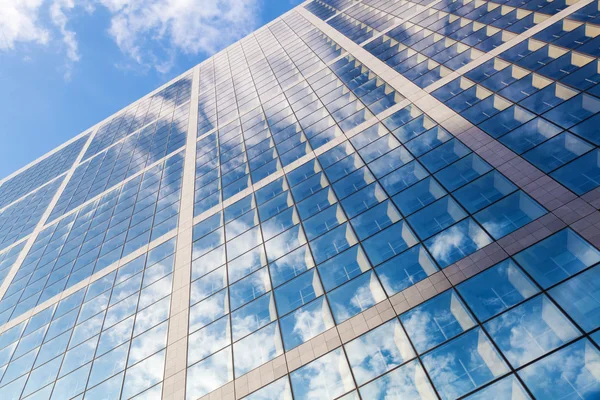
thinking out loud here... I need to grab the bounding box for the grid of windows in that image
[2,1,600,399]
[0,244,26,289]
[0,178,63,253]
[49,104,189,222]
[83,76,192,161]
[0,134,88,210]
[184,97,554,397]
[194,14,401,216]
[240,228,600,400]
[0,239,176,400]
[430,16,600,195]
[0,152,184,325]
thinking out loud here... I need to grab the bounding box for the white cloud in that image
[0,0,50,50]
[49,0,79,79]
[98,0,261,72]
[0,0,263,76]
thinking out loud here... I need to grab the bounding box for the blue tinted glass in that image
[479,105,536,138]
[327,271,386,323]
[408,196,468,240]
[457,259,539,321]
[514,229,600,288]
[375,244,438,296]
[296,187,337,220]
[454,171,517,213]
[274,269,323,316]
[401,289,476,353]
[499,117,563,154]
[318,245,371,292]
[231,293,276,341]
[519,339,600,399]
[351,200,401,240]
[523,132,592,173]
[422,328,509,400]
[309,223,357,264]
[549,265,600,332]
[255,177,287,205]
[570,111,600,145]
[303,204,346,241]
[380,160,429,195]
[359,358,437,399]
[392,177,447,216]
[268,245,314,288]
[419,139,471,173]
[363,221,419,266]
[229,267,270,311]
[425,218,493,268]
[543,93,600,129]
[464,375,532,400]
[290,348,355,400]
[551,149,600,195]
[345,319,416,385]
[405,126,451,157]
[435,154,492,192]
[474,191,546,239]
[519,83,578,114]
[280,297,334,351]
[485,294,580,368]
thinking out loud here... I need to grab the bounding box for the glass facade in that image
[0,1,600,399]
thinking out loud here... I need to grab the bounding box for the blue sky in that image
[0,0,301,179]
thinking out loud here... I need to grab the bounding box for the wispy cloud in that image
[0,0,50,50]
[100,0,261,72]
[0,0,263,77]
[49,0,79,79]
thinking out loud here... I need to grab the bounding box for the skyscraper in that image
[1,0,600,399]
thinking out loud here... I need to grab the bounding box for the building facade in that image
[0,0,600,399]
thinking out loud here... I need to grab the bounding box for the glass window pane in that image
[290,348,355,400]
[186,347,233,400]
[464,374,532,399]
[457,259,539,322]
[363,221,419,266]
[318,245,371,292]
[328,271,387,323]
[268,245,314,288]
[242,376,292,400]
[408,197,468,240]
[551,149,600,195]
[519,339,600,399]
[350,201,400,241]
[188,317,231,365]
[233,321,283,377]
[422,328,509,400]
[474,191,546,239]
[375,244,439,296]
[513,228,600,288]
[485,294,580,368]
[435,154,492,192]
[189,289,229,333]
[231,293,277,342]
[275,269,323,316]
[392,177,447,217]
[345,318,415,385]
[190,265,226,305]
[358,359,437,400]
[549,265,600,332]
[309,223,357,264]
[454,171,517,214]
[88,342,128,388]
[401,290,476,354]
[425,218,493,268]
[280,297,334,351]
